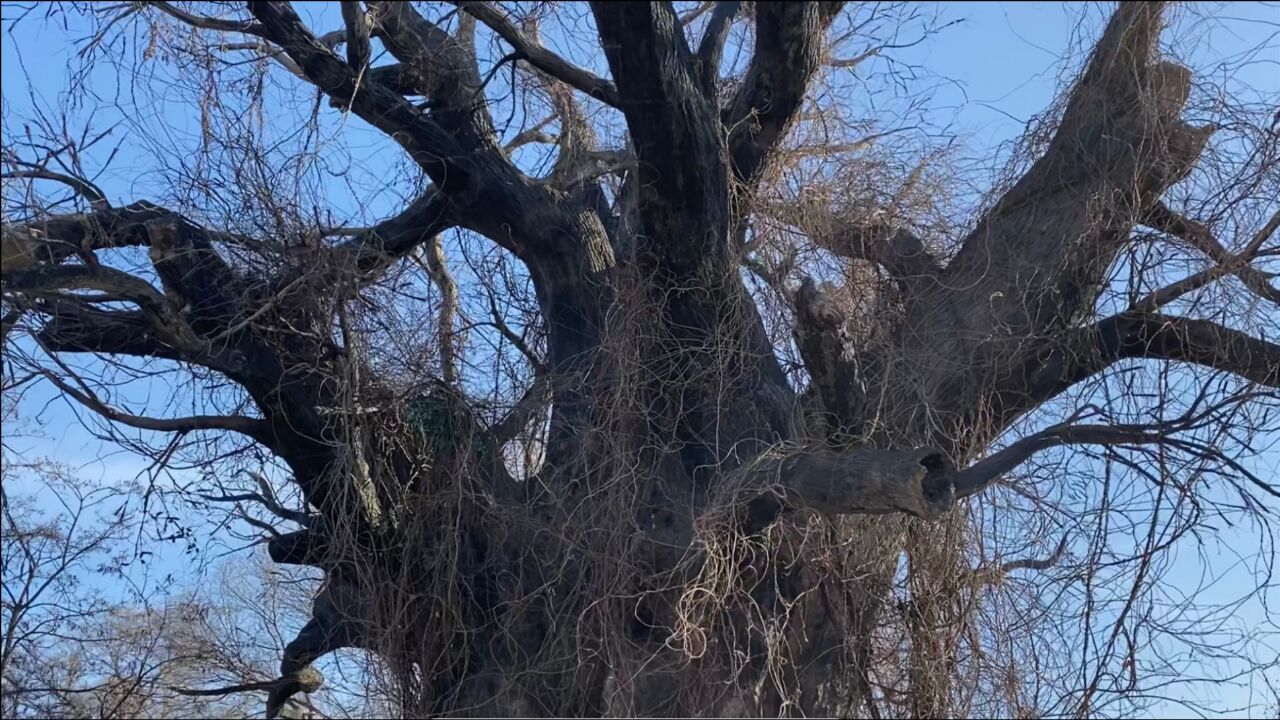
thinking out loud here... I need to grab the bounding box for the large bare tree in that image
[2,1,1277,717]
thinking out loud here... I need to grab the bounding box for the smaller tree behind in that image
[0,457,377,718]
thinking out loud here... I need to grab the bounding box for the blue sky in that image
[3,2,1279,717]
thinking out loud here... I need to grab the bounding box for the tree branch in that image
[1139,202,1279,306]
[1021,312,1280,418]
[147,0,266,36]
[172,671,317,699]
[792,277,866,428]
[694,1,740,91]
[266,529,330,567]
[503,114,557,152]
[589,1,798,456]
[886,2,1223,432]
[828,47,879,69]
[997,536,1068,575]
[1,201,179,271]
[454,1,621,107]
[1102,312,1280,387]
[414,236,459,385]
[263,580,364,718]
[588,0,725,266]
[208,38,308,78]
[4,200,352,505]
[2,166,110,210]
[336,187,457,277]
[724,446,953,532]
[724,2,843,188]
[34,304,187,361]
[339,1,371,72]
[199,472,311,526]
[364,1,473,106]
[731,383,1276,530]
[35,366,272,443]
[489,374,550,447]
[948,412,1279,501]
[817,219,941,280]
[680,1,717,26]
[937,2,1213,346]
[252,1,559,259]
[248,2,473,184]
[3,264,170,317]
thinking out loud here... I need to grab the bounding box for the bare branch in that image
[826,17,966,69]
[454,2,621,107]
[35,366,271,443]
[818,220,941,280]
[251,1,555,259]
[1140,201,1279,306]
[724,446,954,532]
[949,413,1279,501]
[680,1,717,26]
[2,165,110,210]
[1099,312,1280,387]
[173,667,322,720]
[695,1,740,91]
[147,0,266,36]
[933,2,1215,375]
[172,674,305,698]
[3,264,170,317]
[248,2,474,183]
[828,47,879,69]
[263,581,364,718]
[997,536,1069,575]
[199,473,310,526]
[1020,311,1280,420]
[205,39,308,78]
[503,114,557,152]
[340,0,371,72]
[724,2,843,187]
[489,374,550,446]
[35,304,187,361]
[414,236,459,385]
[1,201,173,271]
[282,187,456,291]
